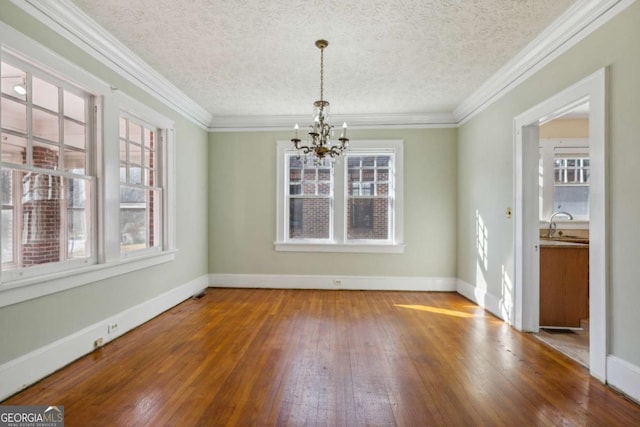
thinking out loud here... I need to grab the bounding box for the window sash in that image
[118,113,164,256]
[345,153,395,242]
[285,154,333,241]
[1,57,96,279]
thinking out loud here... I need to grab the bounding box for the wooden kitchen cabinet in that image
[539,245,589,328]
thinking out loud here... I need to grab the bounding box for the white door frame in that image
[513,68,608,381]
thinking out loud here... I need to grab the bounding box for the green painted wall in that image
[457,2,640,365]
[208,128,457,278]
[0,2,209,364]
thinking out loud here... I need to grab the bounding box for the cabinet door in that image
[539,247,589,328]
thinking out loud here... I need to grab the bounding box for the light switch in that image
[506,207,512,219]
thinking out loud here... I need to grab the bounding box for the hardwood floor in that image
[4,288,640,426]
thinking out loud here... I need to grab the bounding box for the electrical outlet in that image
[108,322,118,334]
[333,279,342,285]
[94,337,104,348]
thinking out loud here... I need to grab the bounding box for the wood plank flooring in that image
[4,288,640,426]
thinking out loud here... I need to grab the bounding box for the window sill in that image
[0,250,178,308]
[274,242,405,254]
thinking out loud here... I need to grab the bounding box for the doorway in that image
[513,68,607,381]
[536,104,590,367]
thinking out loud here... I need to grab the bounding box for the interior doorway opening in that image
[513,68,607,381]
[535,103,590,367]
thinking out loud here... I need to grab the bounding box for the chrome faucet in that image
[548,211,573,238]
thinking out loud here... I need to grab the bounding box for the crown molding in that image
[9,0,213,129]
[453,0,636,125]
[7,0,634,132]
[209,112,457,132]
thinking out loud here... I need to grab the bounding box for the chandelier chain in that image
[319,45,324,102]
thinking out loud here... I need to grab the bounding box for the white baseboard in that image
[607,355,640,404]
[208,274,457,292]
[0,274,208,401]
[456,279,510,323]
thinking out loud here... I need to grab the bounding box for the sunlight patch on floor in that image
[394,304,477,318]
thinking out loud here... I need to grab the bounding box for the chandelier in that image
[291,39,348,163]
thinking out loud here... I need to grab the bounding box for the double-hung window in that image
[119,114,163,254]
[276,140,404,253]
[1,59,95,279]
[539,138,590,222]
[0,28,176,307]
[553,155,589,217]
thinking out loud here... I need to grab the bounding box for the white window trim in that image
[0,21,177,308]
[116,104,172,259]
[275,140,404,253]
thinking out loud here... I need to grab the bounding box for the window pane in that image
[347,198,389,240]
[289,198,330,239]
[289,168,301,182]
[1,169,13,205]
[143,148,152,168]
[129,122,142,143]
[144,127,154,148]
[21,171,63,267]
[553,186,589,217]
[130,166,142,185]
[120,187,161,252]
[318,169,330,181]
[289,184,301,195]
[67,176,87,208]
[120,186,146,252]
[65,176,91,259]
[129,142,142,166]
[64,148,85,174]
[119,138,127,162]
[32,141,60,170]
[289,156,303,168]
[1,209,13,264]
[1,97,27,133]
[67,209,89,258]
[377,183,389,194]
[1,132,27,164]
[64,119,85,150]
[303,183,316,194]
[32,76,59,112]
[64,90,85,123]
[1,62,27,98]
[377,156,390,167]
[33,108,59,142]
[318,183,331,195]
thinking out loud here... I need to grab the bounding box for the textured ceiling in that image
[71,0,576,120]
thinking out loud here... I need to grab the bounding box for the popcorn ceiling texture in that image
[72,0,576,118]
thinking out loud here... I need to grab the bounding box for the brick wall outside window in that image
[21,146,61,266]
